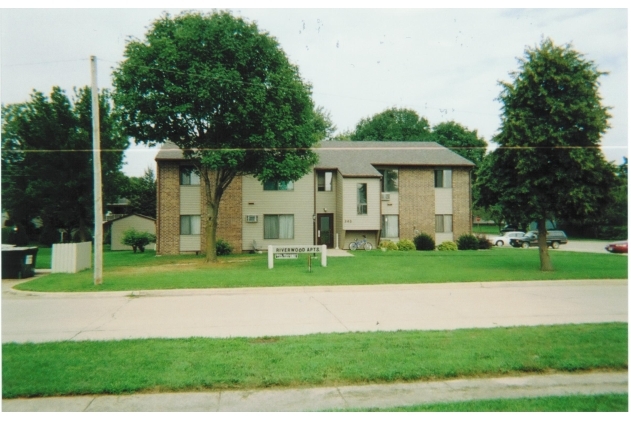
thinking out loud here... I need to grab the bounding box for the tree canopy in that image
[429,121,487,167]
[119,168,157,219]
[350,107,431,141]
[1,87,127,244]
[475,38,616,271]
[112,11,327,261]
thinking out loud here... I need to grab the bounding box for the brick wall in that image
[452,168,472,239]
[200,173,243,254]
[399,168,435,240]
[157,161,180,255]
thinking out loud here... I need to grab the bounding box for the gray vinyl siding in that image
[241,174,314,251]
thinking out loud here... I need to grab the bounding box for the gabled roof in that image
[155,140,475,177]
[315,141,474,177]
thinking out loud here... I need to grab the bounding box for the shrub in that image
[476,235,493,250]
[379,240,398,251]
[121,228,156,253]
[216,239,233,256]
[413,233,435,251]
[457,234,479,250]
[437,241,458,251]
[397,239,415,251]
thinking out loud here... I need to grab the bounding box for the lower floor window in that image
[381,215,399,238]
[264,215,294,239]
[180,215,201,235]
[435,214,453,233]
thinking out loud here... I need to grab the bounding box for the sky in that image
[1,4,628,177]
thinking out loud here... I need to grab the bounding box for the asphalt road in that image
[2,279,627,344]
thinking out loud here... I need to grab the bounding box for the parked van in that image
[509,230,568,249]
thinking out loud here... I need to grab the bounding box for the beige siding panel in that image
[111,216,156,251]
[435,188,453,215]
[335,171,345,248]
[436,232,454,244]
[241,174,314,251]
[180,186,201,215]
[342,178,380,230]
[315,172,337,213]
[180,235,201,252]
[380,192,399,215]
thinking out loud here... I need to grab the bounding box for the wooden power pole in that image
[91,56,103,285]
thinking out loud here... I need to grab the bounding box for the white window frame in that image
[381,215,399,238]
[357,183,368,215]
[263,180,294,191]
[180,166,200,185]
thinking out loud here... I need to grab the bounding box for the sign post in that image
[268,245,327,269]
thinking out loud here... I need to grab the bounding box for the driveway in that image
[496,240,616,254]
[2,279,627,344]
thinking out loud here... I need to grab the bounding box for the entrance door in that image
[317,213,334,248]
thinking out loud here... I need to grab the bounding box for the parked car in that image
[605,241,628,254]
[509,230,568,249]
[489,231,525,247]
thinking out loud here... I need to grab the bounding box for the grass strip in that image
[339,393,629,412]
[2,323,627,399]
[22,248,628,292]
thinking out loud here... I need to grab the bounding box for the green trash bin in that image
[1,245,38,279]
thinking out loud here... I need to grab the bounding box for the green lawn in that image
[2,323,627,398]
[21,247,628,292]
[340,393,628,412]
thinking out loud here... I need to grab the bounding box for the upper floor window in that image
[434,169,452,188]
[263,180,294,191]
[357,183,367,215]
[378,169,398,192]
[317,171,333,191]
[180,166,200,185]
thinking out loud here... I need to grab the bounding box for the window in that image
[180,215,201,235]
[357,183,367,215]
[378,169,398,192]
[382,215,399,238]
[434,169,452,188]
[263,180,294,191]
[180,166,200,185]
[317,171,333,191]
[435,215,453,233]
[264,215,294,239]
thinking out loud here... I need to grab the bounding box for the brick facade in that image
[200,174,243,254]
[399,168,435,240]
[157,162,243,255]
[452,168,472,240]
[156,161,180,255]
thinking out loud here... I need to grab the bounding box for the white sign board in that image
[268,245,327,269]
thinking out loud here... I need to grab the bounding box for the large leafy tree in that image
[350,107,431,141]
[430,121,487,168]
[476,39,616,271]
[120,168,157,219]
[1,87,127,243]
[112,11,326,262]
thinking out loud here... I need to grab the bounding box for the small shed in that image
[107,214,156,251]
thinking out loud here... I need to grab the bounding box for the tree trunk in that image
[205,200,219,263]
[537,218,554,271]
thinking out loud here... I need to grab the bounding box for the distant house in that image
[154,141,474,255]
[106,214,156,251]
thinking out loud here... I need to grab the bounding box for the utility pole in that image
[91,56,103,285]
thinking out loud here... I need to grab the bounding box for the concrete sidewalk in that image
[3,371,627,412]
